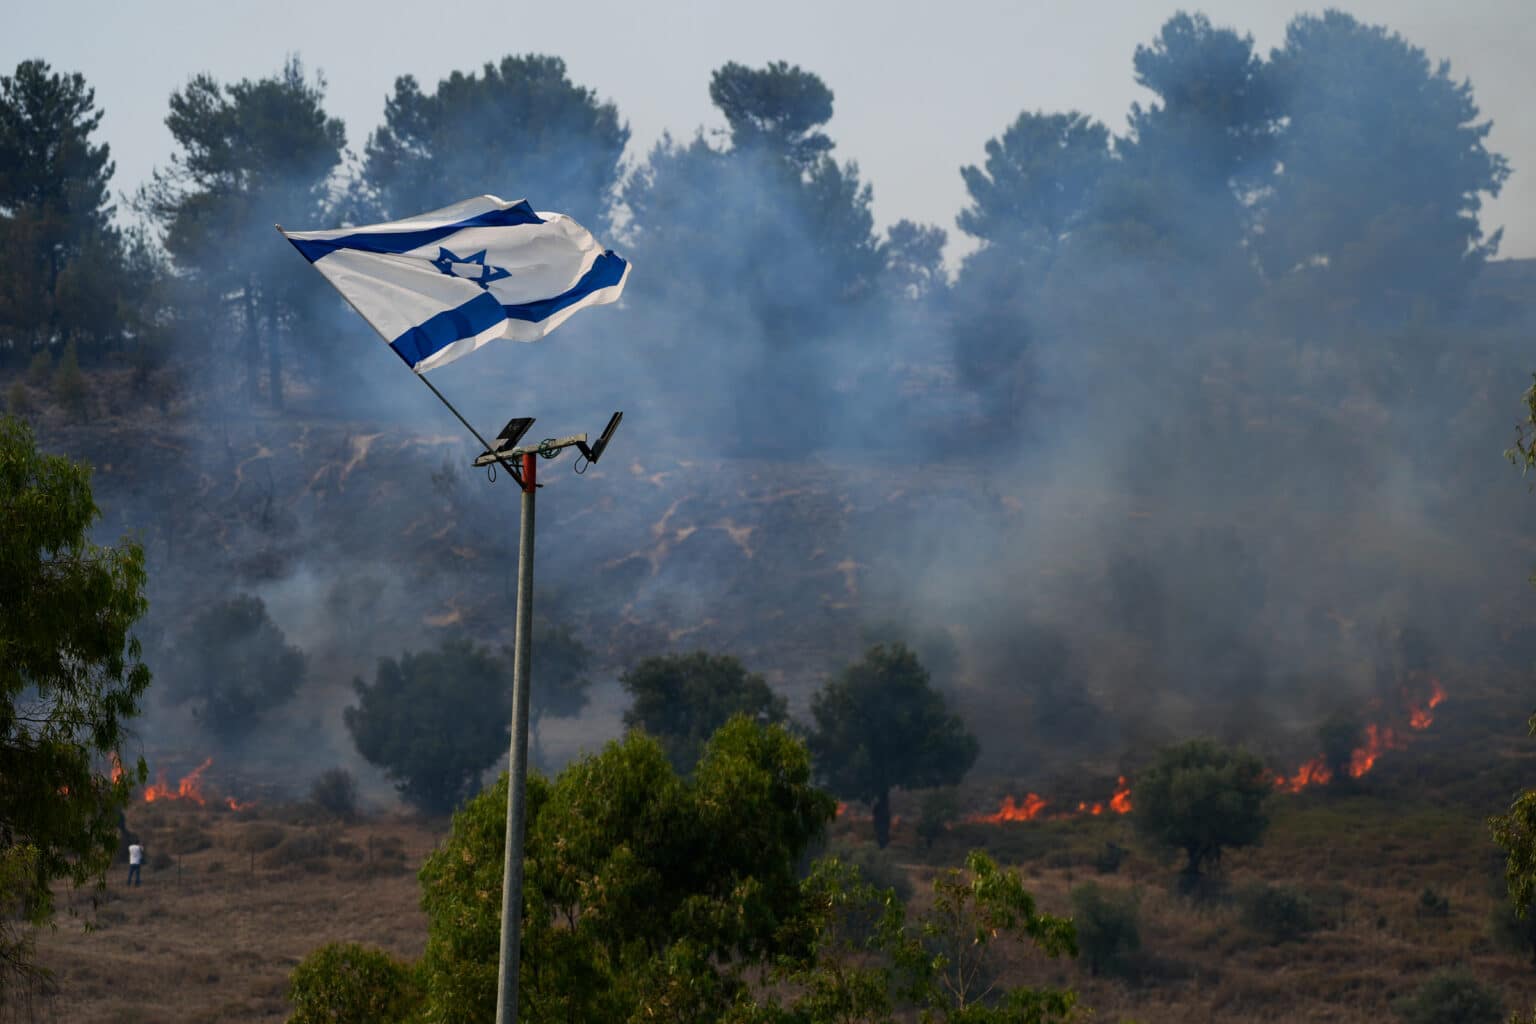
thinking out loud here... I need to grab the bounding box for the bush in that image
[287,942,419,1024]
[263,832,328,868]
[1093,841,1127,875]
[916,787,959,850]
[1392,968,1503,1024]
[1417,886,1451,919]
[5,381,31,418]
[309,769,359,821]
[1072,882,1140,977]
[52,342,88,422]
[239,824,287,853]
[1489,901,1536,964]
[1239,884,1318,943]
[26,350,51,387]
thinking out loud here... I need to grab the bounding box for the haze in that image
[6,0,1534,260]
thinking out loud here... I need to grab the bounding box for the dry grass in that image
[828,789,1536,1023]
[33,802,437,1023]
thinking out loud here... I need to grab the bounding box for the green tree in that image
[139,57,344,407]
[362,54,627,226]
[517,621,591,771]
[1071,883,1141,978]
[809,644,979,848]
[1391,968,1503,1024]
[949,110,1111,420]
[0,61,162,369]
[1258,10,1510,318]
[287,942,419,1024]
[1490,713,1536,918]
[622,61,884,451]
[50,340,87,422]
[1131,739,1270,882]
[0,416,150,995]
[345,637,509,815]
[747,851,1079,1024]
[1109,12,1275,271]
[414,716,834,1022]
[620,650,787,773]
[162,594,306,742]
[956,111,1113,268]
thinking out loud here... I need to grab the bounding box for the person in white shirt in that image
[127,842,143,887]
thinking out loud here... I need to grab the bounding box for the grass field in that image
[30,677,1536,1022]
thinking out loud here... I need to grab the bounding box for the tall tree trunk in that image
[243,277,260,406]
[873,789,891,849]
[268,311,283,409]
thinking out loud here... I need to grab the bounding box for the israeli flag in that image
[281,195,629,372]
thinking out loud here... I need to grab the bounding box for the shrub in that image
[169,824,212,854]
[1093,841,1127,875]
[239,824,287,853]
[309,769,359,821]
[52,342,88,422]
[839,843,913,905]
[263,832,327,868]
[1417,886,1451,919]
[1489,901,1536,964]
[5,381,31,418]
[1072,882,1141,977]
[26,350,51,387]
[1239,884,1318,943]
[1391,968,1503,1024]
[916,787,959,851]
[287,943,419,1024]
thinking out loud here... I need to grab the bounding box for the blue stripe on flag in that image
[388,291,506,368]
[288,201,545,263]
[384,251,628,368]
[503,251,628,323]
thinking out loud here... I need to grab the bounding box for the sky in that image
[7,0,1534,262]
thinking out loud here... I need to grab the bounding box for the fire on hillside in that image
[138,756,254,811]
[963,679,1449,822]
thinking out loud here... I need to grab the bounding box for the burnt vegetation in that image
[6,5,1536,1021]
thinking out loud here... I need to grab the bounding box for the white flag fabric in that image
[281,195,629,372]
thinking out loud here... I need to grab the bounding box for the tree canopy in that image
[0,416,149,993]
[809,644,978,848]
[363,54,627,227]
[413,717,834,1022]
[1258,10,1510,315]
[0,60,153,365]
[620,650,787,773]
[161,594,306,742]
[345,637,510,815]
[138,57,344,407]
[1131,739,1271,881]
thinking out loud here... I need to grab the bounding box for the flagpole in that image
[495,450,536,1024]
[413,371,524,484]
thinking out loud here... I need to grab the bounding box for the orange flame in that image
[1348,723,1403,778]
[1109,776,1133,814]
[109,753,124,784]
[1274,755,1332,794]
[1407,678,1447,730]
[969,792,1049,824]
[143,757,213,806]
[225,796,254,812]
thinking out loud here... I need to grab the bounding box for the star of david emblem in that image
[431,247,512,290]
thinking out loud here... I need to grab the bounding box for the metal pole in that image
[495,451,536,1024]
